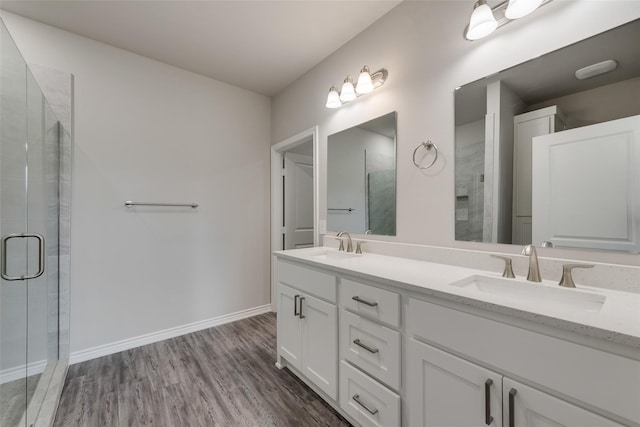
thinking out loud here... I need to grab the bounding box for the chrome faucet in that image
[521,244,542,282]
[337,231,353,252]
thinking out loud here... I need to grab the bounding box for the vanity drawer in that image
[341,279,400,327]
[340,361,400,427]
[407,298,640,424]
[277,259,336,303]
[341,310,401,390]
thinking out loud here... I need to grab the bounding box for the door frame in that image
[271,126,320,311]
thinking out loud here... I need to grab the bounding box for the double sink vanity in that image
[274,243,640,427]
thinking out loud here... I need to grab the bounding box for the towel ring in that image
[412,140,438,169]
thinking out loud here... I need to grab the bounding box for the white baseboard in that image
[70,304,272,365]
[1,359,48,384]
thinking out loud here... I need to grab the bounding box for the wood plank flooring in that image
[53,313,351,426]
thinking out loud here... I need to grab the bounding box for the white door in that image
[301,293,337,400]
[283,153,314,249]
[532,115,640,252]
[276,284,302,371]
[503,378,623,427]
[407,338,503,426]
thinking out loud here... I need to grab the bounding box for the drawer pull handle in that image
[484,379,493,425]
[299,297,305,319]
[508,388,517,427]
[353,339,379,354]
[352,394,378,415]
[352,296,378,307]
[294,295,300,317]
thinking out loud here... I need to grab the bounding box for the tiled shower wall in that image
[455,119,485,242]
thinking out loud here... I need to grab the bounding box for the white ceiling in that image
[0,0,402,96]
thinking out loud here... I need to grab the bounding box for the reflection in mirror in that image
[327,112,397,236]
[454,19,640,252]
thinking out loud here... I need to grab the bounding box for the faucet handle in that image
[355,240,365,254]
[559,263,594,288]
[338,238,345,251]
[491,255,516,278]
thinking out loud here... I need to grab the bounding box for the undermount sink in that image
[450,275,606,313]
[306,249,360,261]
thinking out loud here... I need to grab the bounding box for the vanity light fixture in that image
[466,0,498,41]
[325,86,342,108]
[464,0,552,41]
[325,65,388,109]
[505,0,544,19]
[356,66,374,94]
[340,76,357,102]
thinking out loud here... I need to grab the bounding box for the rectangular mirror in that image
[454,19,640,253]
[327,112,397,236]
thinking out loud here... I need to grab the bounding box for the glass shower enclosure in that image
[1,20,67,426]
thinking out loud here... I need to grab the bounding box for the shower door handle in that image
[1,233,45,281]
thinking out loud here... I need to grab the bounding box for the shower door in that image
[1,21,60,427]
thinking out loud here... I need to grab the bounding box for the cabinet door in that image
[277,283,302,371]
[407,338,502,427]
[301,293,337,399]
[503,378,624,427]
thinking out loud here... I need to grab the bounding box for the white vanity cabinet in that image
[503,378,624,427]
[407,338,502,426]
[276,259,338,400]
[407,339,624,427]
[275,251,640,427]
[339,278,402,426]
[407,298,635,427]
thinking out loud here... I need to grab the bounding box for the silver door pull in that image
[1,233,45,281]
[353,339,379,354]
[352,394,379,415]
[352,296,378,307]
[299,297,306,319]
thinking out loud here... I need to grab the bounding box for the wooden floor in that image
[54,313,351,426]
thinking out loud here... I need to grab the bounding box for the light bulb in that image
[325,86,342,108]
[356,66,374,94]
[339,76,356,102]
[505,0,544,19]
[466,0,498,40]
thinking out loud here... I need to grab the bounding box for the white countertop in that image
[275,247,640,349]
